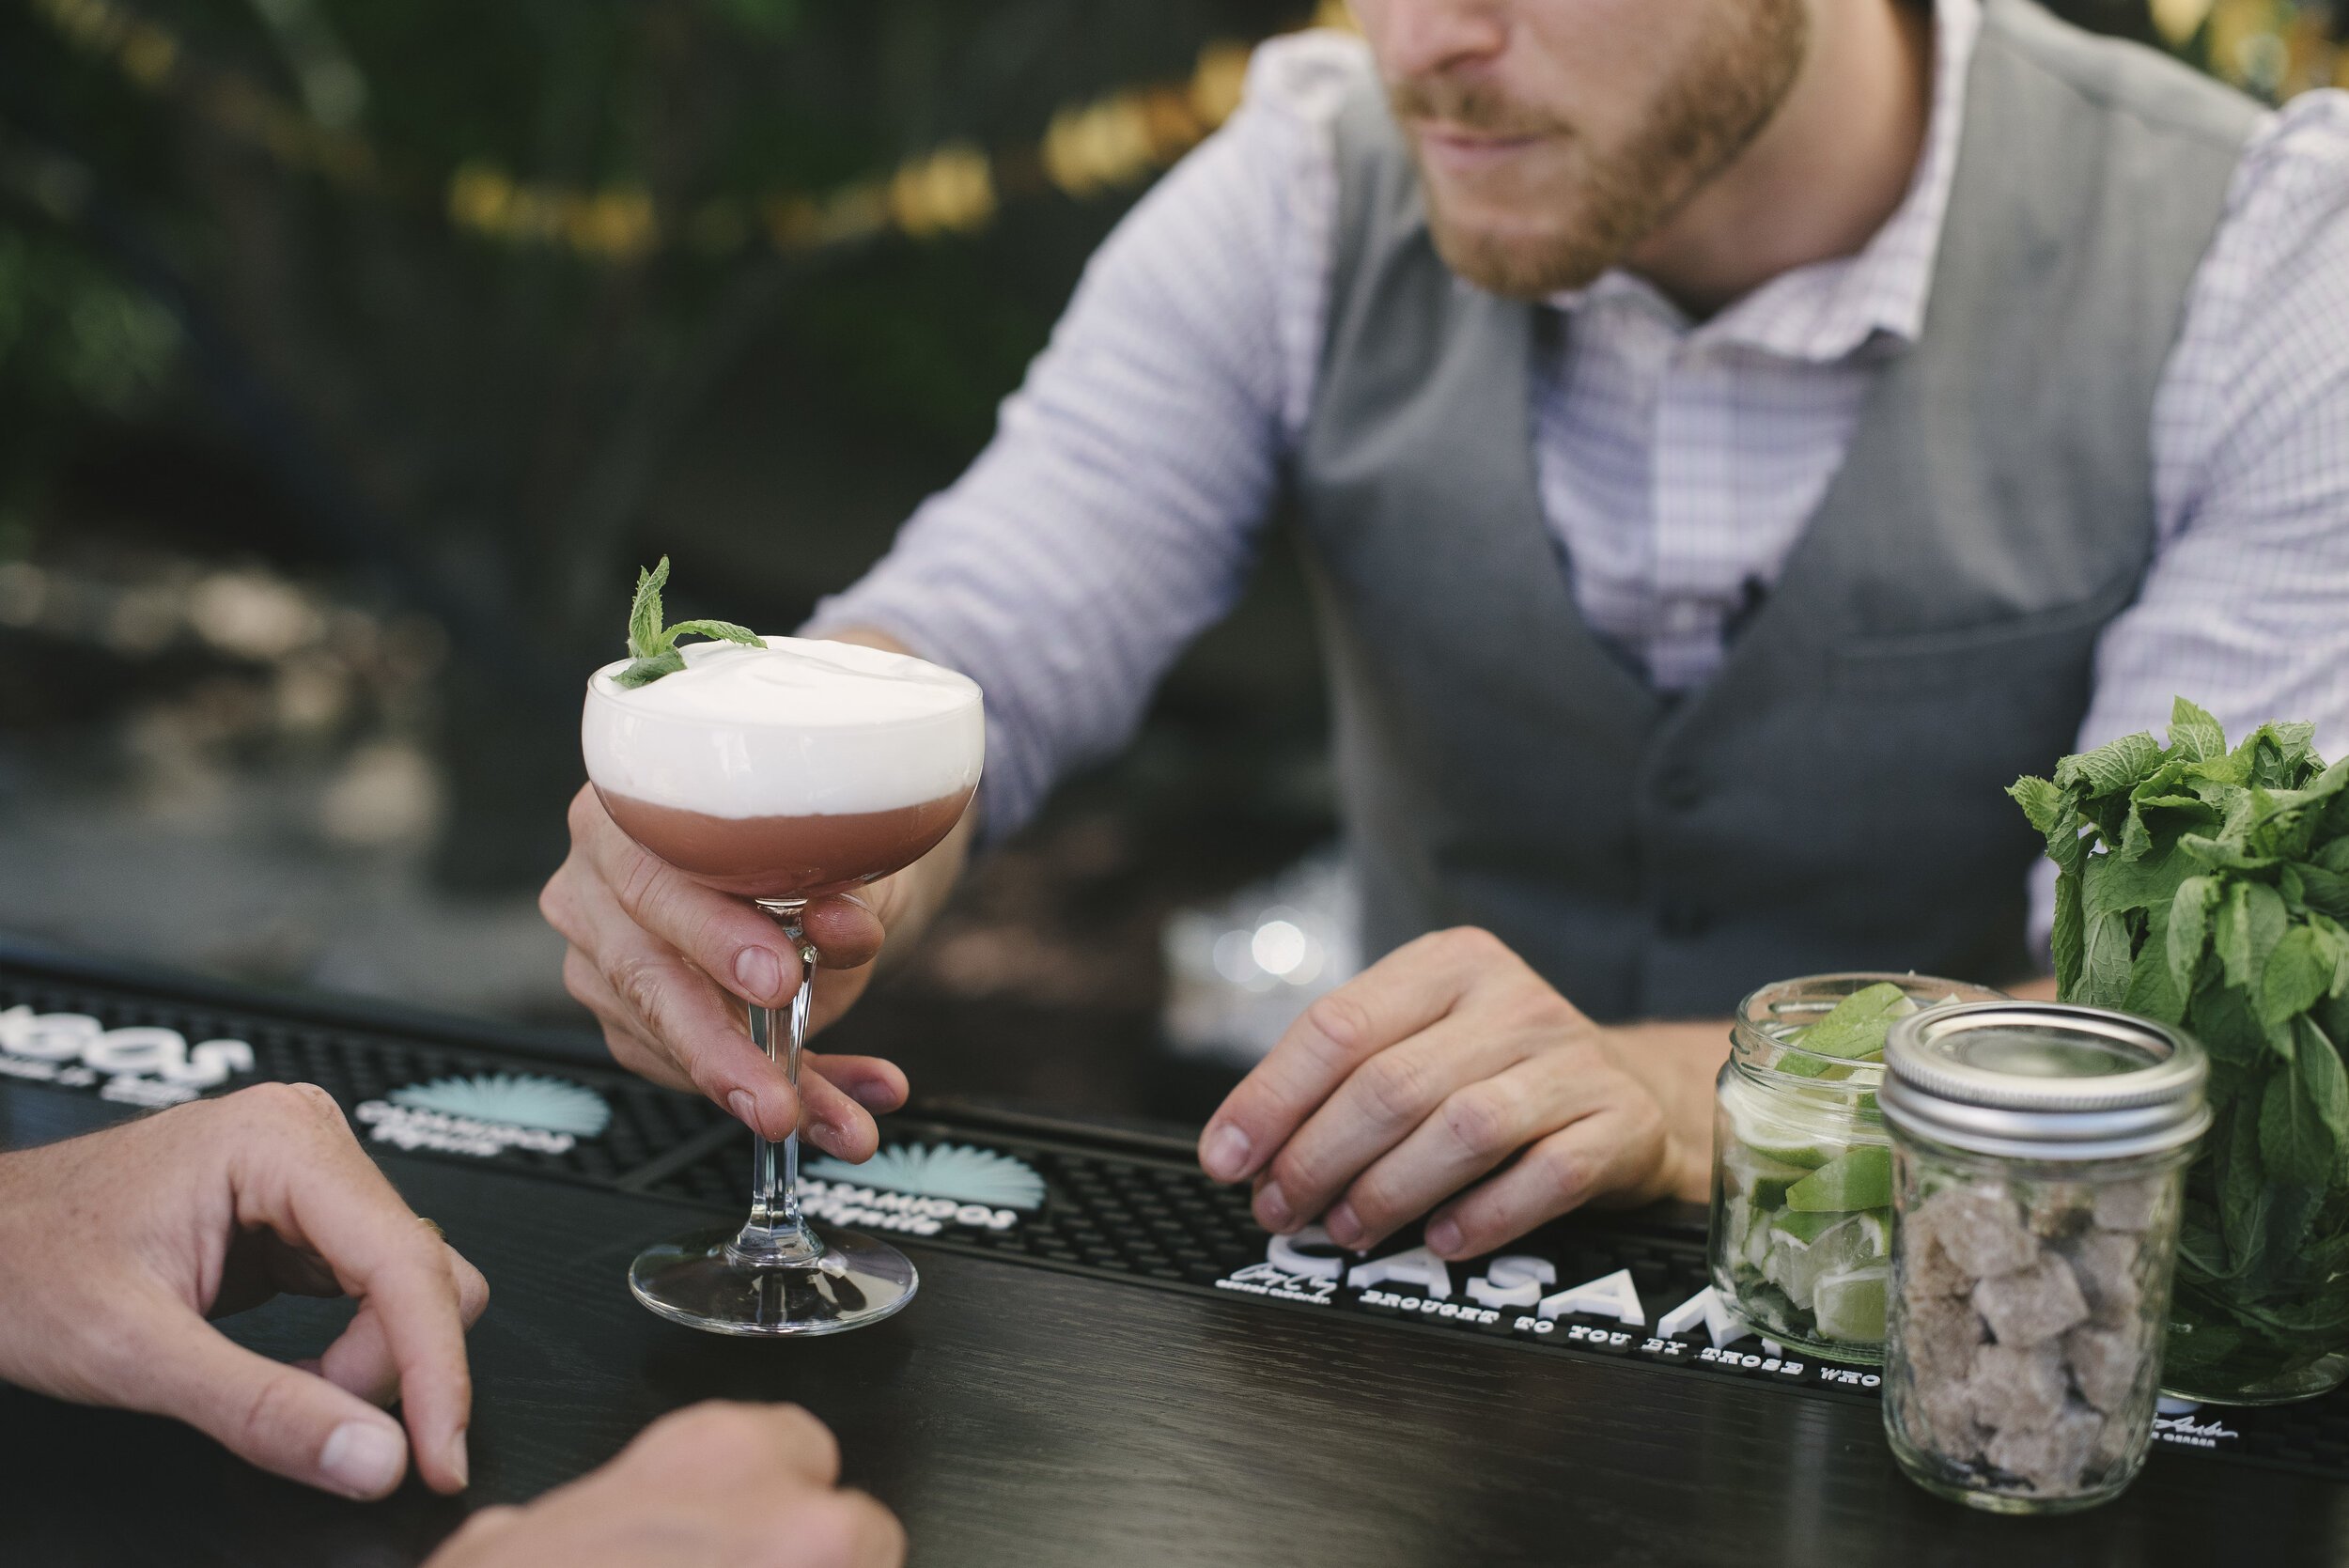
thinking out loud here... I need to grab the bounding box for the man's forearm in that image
[877,812,973,969]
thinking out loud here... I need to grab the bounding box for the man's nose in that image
[1361,0,1511,84]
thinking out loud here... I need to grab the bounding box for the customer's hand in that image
[539,784,918,1155]
[0,1083,489,1498]
[425,1403,904,1568]
[1197,928,1714,1260]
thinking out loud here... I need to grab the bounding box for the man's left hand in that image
[1196,928,1713,1261]
[0,1084,490,1498]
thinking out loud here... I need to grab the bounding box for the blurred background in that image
[2,0,2341,1126]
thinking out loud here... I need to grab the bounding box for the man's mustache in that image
[1385,75,1569,140]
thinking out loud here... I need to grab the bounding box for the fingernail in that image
[1326,1202,1361,1247]
[726,1089,757,1127]
[319,1421,405,1498]
[1256,1181,1292,1231]
[1427,1217,1463,1256]
[1202,1123,1251,1182]
[848,1080,896,1111]
[734,947,783,1001]
[446,1426,470,1490]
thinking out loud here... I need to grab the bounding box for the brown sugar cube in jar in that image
[1971,1256,2091,1348]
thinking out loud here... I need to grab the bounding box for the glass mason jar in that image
[1709,973,2007,1363]
[1879,1003,2209,1515]
[2164,1120,2349,1405]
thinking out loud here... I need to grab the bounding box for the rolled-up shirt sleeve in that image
[2028,91,2349,963]
[803,39,1356,841]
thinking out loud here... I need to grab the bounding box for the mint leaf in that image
[2217,880,2288,996]
[2123,904,2186,1023]
[2323,986,2349,1055]
[2220,1093,2273,1273]
[2263,1050,2335,1188]
[2052,866,2084,1000]
[2191,978,2271,1065]
[2302,1016,2349,1149]
[2009,775,2074,837]
[2170,697,2228,763]
[2056,732,2167,800]
[2170,874,2221,996]
[613,560,767,687]
[2266,925,2338,1030]
[2084,837,2191,921]
[629,556,672,660]
[613,649,687,688]
[2229,722,2320,794]
[2259,1181,2328,1293]
[2048,863,2086,1000]
[2181,833,2282,873]
[2080,907,2137,1009]
[663,619,765,649]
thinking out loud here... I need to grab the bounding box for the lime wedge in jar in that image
[1794,982,1917,1060]
[1769,1207,1847,1247]
[1812,1265,1890,1343]
[1722,1145,1815,1207]
[1783,1144,1893,1213]
[1762,1208,1890,1311]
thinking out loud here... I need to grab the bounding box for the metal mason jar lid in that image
[1880,1001,2211,1161]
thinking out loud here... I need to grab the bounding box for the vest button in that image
[1658,902,1713,939]
[1657,767,1706,811]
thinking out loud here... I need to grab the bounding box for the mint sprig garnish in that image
[613,555,765,687]
[2013,697,2349,1390]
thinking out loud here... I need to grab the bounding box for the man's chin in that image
[1426,217,1614,302]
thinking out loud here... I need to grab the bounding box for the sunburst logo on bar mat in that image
[802,1143,1046,1210]
[388,1073,614,1137]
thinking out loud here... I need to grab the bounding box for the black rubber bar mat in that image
[1,952,2340,1483]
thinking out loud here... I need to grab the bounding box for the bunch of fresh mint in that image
[614,555,764,687]
[2011,698,2349,1389]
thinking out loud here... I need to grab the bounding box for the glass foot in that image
[630,1224,919,1337]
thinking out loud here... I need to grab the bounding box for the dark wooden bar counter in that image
[2,945,2345,1567]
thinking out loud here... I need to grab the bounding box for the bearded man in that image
[542,0,2349,1262]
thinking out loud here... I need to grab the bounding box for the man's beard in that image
[1392,2,1811,300]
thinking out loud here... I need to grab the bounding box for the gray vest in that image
[1292,0,2261,1020]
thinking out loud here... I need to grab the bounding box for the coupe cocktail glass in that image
[583,636,982,1335]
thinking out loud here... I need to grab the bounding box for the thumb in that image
[138,1314,416,1498]
[801,893,886,970]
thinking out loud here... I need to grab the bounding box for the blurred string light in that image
[32,0,380,188]
[2154,0,2349,98]
[32,0,2334,254]
[27,0,1272,264]
[1165,853,1361,1067]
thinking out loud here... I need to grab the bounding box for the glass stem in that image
[729,899,824,1268]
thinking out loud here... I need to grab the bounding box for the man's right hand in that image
[426,1403,903,1568]
[540,784,945,1158]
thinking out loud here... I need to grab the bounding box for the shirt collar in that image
[1548,0,1982,362]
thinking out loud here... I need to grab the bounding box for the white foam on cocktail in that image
[583,636,984,818]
